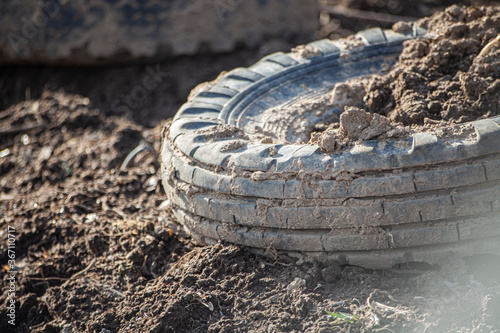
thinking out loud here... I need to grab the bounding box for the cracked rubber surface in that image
[161,27,500,269]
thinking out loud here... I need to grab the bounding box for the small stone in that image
[340,107,371,140]
[392,21,412,33]
[154,226,172,241]
[37,146,53,161]
[287,277,306,291]
[445,4,462,18]
[158,200,170,210]
[144,175,158,192]
[85,213,98,224]
[269,146,278,157]
[340,106,391,140]
[316,128,344,153]
[164,221,180,235]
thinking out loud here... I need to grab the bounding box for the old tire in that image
[160,27,500,269]
[0,0,318,65]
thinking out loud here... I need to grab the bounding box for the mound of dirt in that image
[309,4,500,151]
[367,4,500,125]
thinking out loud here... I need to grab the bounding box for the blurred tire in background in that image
[0,0,319,65]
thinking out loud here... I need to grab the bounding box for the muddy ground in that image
[1,1,500,332]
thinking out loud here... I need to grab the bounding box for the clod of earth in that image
[257,5,500,149]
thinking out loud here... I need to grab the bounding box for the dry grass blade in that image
[325,310,358,324]
[478,33,500,57]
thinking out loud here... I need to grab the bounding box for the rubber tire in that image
[161,27,500,269]
[0,0,318,64]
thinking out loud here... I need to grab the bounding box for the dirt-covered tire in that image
[160,27,500,269]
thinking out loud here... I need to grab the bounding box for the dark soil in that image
[1,2,500,333]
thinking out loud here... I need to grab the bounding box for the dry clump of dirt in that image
[335,35,367,58]
[310,106,400,152]
[249,94,338,144]
[307,5,500,151]
[292,44,322,58]
[247,76,372,145]
[366,4,500,125]
[195,124,248,142]
[310,104,476,152]
[292,35,365,59]
[194,123,249,152]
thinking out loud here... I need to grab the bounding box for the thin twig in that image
[0,123,44,136]
[27,258,96,282]
[120,144,156,170]
[69,258,96,280]
[109,208,127,219]
[320,5,417,24]
[28,276,69,281]
[28,321,47,330]
[29,319,61,331]
[74,203,97,213]
[373,301,410,314]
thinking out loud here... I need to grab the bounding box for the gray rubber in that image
[0,0,319,64]
[161,27,500,269]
